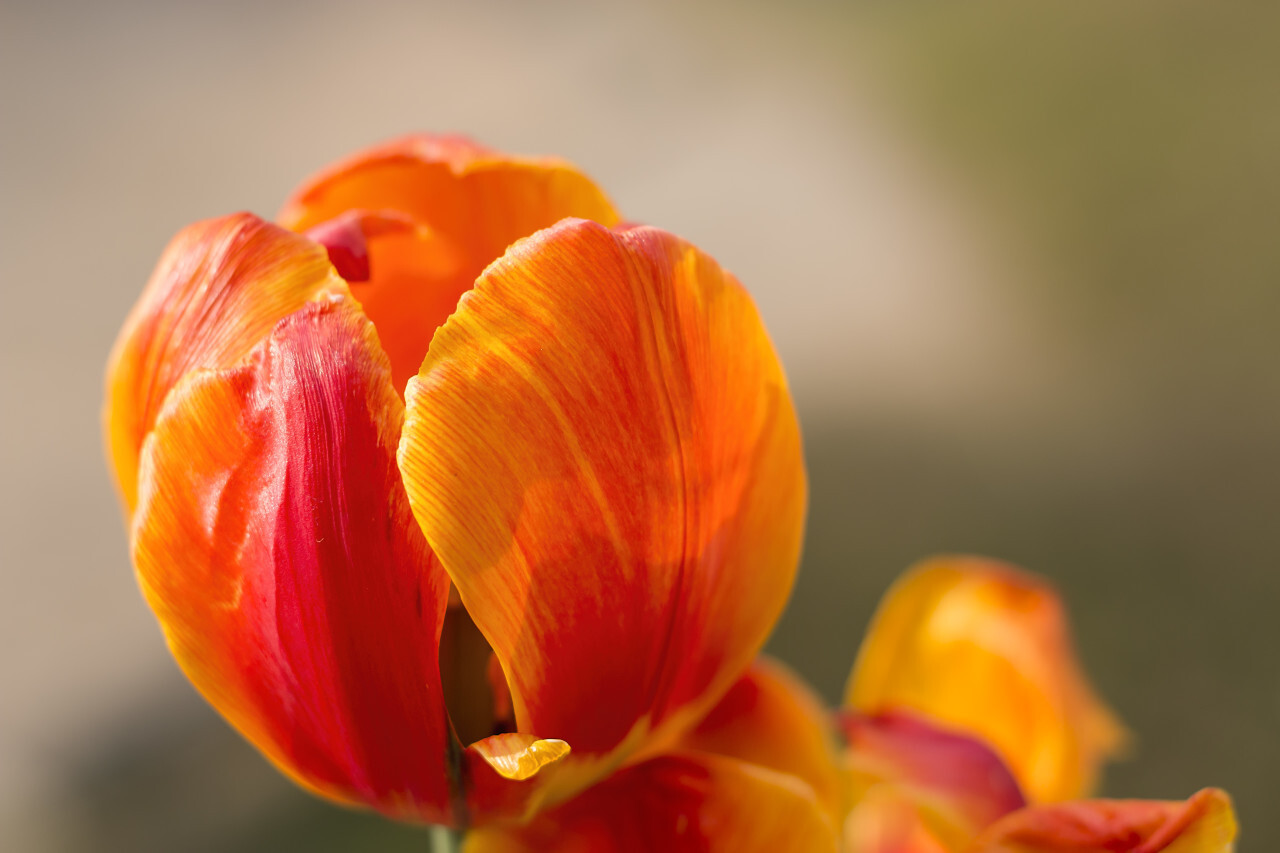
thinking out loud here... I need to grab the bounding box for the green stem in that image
[429,825,463,853]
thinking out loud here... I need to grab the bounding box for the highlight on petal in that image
[463,753,839,853]
[680,658,845,823]
[398,219,806,786]
[840,710,1025,851]
[104,212,345,509]
[131,298,458,823]
[967,788,1237,853]
[278,134,621,392]
[845,556,1128,802]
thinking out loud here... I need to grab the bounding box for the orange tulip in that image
[837,558,1236,853]
[104,135,806,827]
[845,556,1128,803]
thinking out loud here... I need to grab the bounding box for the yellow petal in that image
[845,556,1127,802]
[469,733,571,782]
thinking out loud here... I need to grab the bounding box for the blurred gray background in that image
[2,0,1276,849]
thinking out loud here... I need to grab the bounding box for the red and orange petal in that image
[131,298,567,825]
[966,788,1237,853]
[398,219,806,787]
[463,753,839,853]
[105,213,344,509]
[680,658,845,823]
[845,556,1128,803]
[278,134,620,392]
[840,711,1025,851]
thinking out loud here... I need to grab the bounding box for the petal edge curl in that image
[106,212,344,509]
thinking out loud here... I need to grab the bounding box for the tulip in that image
[845,556,1128,803]
[104,135,806,828]
[836,557,1236,853]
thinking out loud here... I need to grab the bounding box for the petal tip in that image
[471,734,572,782]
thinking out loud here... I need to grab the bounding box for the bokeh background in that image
[3,0,1277,849]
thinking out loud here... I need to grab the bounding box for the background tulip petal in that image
[845,557,1128,803]
[398,219,806,772]
[131,298,458,823]
[462,753,839,853]
[278,134,620,392]
[967,788,1237,853]
[104,212,344,510]
[679,657,845,823]
[840,710,1026,851]
[844,787,954,853]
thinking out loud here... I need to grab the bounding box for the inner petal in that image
[307,211,472,393]
[354,223,473,392]
[280,135,620,395]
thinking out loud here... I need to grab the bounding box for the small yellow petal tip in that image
[471,734,571,782]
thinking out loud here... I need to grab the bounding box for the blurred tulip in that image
[104,135,806,827]
[837,559,1235,853]
[845,556,1128,803]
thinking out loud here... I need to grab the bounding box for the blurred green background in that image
[2,0,1275,849]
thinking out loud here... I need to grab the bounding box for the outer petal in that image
[398,220,806,780]
[105,213,344,510]
[845,557,1128,802]
[966,789,1237,853]
[131,298,458,821]
[463,753,839,853]
[680,658,845,824]
[278,134,620,391]
[841,711,1026,852]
